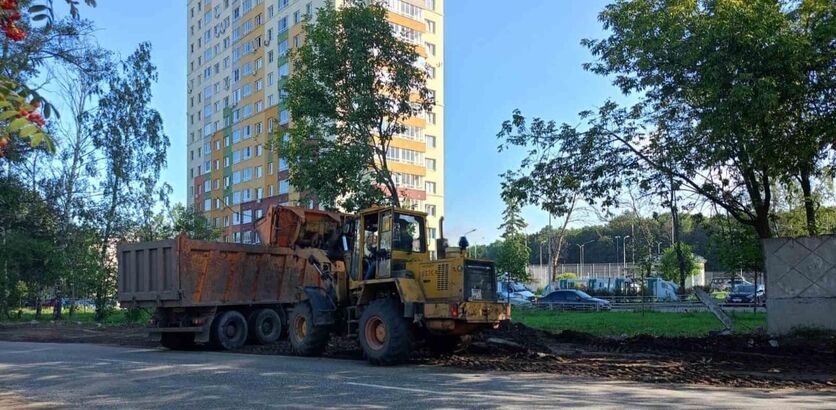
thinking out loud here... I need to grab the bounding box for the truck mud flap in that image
[303,287,336,326]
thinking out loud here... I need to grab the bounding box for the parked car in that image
[497,293,533,306]
[726,283,764,304]
[537,289,611,311]
[497,279,536,302]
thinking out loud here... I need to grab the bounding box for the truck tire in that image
[248,308,283,344]
[288,303,330,356]
[160,333,195,350]
[210,310,248,350]
[359,299,414,365]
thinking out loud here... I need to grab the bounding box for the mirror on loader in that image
[356,207,427,281]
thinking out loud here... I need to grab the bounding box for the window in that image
[278,39,289,56]
[279,158,288,171]
[243,168,252,182]
[426,135,436,148]
[428,227,437,240]
[214,179,220,190]
[233,170,241,184]
[280,110,289,125]
[278,16,288,32]
[224,156,230,167]
[203,179,211,193]
[425,181,436,194]
[256,187,263,200]
[255,165,263,178]
[427,66,435,79]
[425,204,436,216]
[425,158,436,171]
[279,180,289,194]
[233,151,241,164]
[425,19,435,33]
[427,112,436,124]
[279,63,289,78]
[256,145,263,156]
[204,198,211,211]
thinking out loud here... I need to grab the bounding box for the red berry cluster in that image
[1,0,25,42]
[18,100,45,127]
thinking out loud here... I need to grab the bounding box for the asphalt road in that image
[1,341,834,409]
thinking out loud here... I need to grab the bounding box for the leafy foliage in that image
[498,0,836,240]
[282,0,433,211]
[658,243,700,283]
[496,196,531,282]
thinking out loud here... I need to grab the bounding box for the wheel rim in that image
[224,322,237,338]
[364,316,386,350]
[261,319,274,335]
[294,315,307,340]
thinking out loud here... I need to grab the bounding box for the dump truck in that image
[117,205,506,365]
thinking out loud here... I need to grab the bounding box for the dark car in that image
[726,284,764,304]
[537,289,612,311]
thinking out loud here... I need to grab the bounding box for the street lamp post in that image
[574,240,595,278]
[614,236,621,275]
[623,235,631,273]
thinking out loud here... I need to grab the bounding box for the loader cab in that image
[352,207,427,281]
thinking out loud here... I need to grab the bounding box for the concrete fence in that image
[527,263,705,289]
[763,235,836,335]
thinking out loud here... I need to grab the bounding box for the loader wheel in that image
[359,299,414,365]
[248,308,283,345]
[160,333,195,350]
[289,303,330,356]
[210,310,248,350]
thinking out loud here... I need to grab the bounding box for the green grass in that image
[1,307,150,326]
[513,309,766,338]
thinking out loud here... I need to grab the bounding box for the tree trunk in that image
[670,181,687,292]
[799,168,818,236]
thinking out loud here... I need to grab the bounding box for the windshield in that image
[392,213,426,253]
[734,285,755,293]
[575,290,592,299]
[511,283,529,292]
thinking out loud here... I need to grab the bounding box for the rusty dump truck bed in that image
[117,235,323,309]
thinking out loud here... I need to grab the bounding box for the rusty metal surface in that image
[117,234,329,308]
[254,205,345,247]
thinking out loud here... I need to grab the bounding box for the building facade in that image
[186,0,445,253]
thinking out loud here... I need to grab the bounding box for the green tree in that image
[170,203,221,241]
[499,0,836,242]
[283,0,433,211]
[658,243,700,283]
[87,43,169,320]
[496,197,531,282]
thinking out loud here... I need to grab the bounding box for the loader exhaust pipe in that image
[436,216,448,260]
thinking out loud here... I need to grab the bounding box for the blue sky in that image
[77,0,618,244]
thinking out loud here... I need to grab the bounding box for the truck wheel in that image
[210,310,248,350]
[288,303,330,356]
[248,308,283,344]
[359,299,413,365]
[160,333,195,350]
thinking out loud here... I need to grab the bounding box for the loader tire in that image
[359,299,414,365]
[289,303,330,356]
[210,310,248,350]
[248,308,283,345]
[160,333,195,350]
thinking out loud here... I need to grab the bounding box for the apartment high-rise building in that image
[186,0,445,254]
